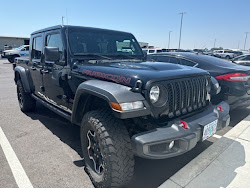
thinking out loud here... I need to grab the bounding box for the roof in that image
[0,36,29,39]
[31,25,132,35]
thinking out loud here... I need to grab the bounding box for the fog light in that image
[169,141,175,150]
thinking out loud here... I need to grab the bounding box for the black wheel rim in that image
[17,87,23,108]
[86,130,104,174]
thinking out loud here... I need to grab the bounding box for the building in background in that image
[0,36,29,53]
[138,42,148,48]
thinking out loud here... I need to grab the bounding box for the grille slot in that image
[158,76,210,119]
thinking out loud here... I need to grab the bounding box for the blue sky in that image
[1,0,250,50]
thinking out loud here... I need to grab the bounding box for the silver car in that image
[232,54,250,66]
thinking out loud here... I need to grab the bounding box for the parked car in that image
[1,45,29,63]
[13,25,230,188]
[142,48,163,54]
[232,54,250,66]
[148,52,250,110]
[213,50,237,59]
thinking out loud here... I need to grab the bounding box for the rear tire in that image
[81,110,134,188]
[17,80,36,112]
[225,55,230,60]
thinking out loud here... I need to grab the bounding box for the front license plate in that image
[202,119,218,141]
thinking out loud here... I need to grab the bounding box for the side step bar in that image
[31,94,71,121]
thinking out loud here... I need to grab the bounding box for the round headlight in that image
[150,85,160,103]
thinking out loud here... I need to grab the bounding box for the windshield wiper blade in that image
[74,53,112,60]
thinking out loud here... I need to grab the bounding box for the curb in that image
[159,115,250,188]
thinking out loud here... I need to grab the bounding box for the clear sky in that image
[1,0,250,50]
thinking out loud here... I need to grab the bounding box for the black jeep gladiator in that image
[13,25,230,188]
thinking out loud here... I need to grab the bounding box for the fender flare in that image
[14,66,31,93]
[71,80,151,124]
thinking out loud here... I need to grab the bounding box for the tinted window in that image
[149,50,155,53]
[157,56,169,62]
[32,37,43,59]
[46,33,63,51]
[168,57,180,64]
[25,46,29,51]
[156,50,162,53]
[46,33,63,59]
[180,59,196,66]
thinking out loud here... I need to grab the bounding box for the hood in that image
[77,61,209,89]
[3,49,18,53]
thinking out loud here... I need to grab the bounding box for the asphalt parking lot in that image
[0,58,250,188]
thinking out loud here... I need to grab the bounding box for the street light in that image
[213,39,216,48]
[168,31,172,49]
[244,32,250,50]
[178,12,186,49]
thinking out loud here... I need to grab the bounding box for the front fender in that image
[71,80,151,123]
[14,66,31,93]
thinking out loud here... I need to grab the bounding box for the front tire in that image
[17,80,36,112]
[81,110,134,188]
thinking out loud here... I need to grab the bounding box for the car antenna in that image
[62,16,64,26]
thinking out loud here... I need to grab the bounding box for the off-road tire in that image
[81,110,134,188]
[17,80,36,112]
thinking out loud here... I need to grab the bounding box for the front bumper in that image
[131,101,230,159]
[1,54,11,59]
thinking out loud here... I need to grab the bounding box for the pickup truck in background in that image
[13,25,230,188]
[2,45,29,63]
[213,50,240,59]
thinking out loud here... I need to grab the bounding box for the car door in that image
[20,46,29,57]
[29,34,44,97]
[42,31,69,109]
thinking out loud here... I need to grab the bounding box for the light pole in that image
[178,12,186,49]
[244,32,250,50]
[168,31,172,49]
[213,39,216,48]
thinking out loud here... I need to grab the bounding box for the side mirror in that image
[44,46,60,62]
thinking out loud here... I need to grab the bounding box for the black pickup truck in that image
[13,25,230,188]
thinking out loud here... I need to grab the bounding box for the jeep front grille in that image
[150,75,210,120]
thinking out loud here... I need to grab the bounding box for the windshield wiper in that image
[74,53,112,60]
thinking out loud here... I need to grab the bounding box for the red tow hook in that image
[180,120,188,130]
[217,105,223,112]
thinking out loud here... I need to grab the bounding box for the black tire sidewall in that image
[81,119,106,185]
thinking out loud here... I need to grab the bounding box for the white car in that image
[1,45,29,63]
[232,54,250,66]
[213,50,236,59]
[142,48,163,54]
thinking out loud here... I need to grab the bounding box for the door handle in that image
[41,69,49,74]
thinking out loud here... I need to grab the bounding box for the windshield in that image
[68,28,143,59]
[16,45,25,50]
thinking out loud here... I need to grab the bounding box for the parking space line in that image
[0,126,33,188]
[212,134,222,139]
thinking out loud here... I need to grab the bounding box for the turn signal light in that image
[180,120,188,130]
[216,73,249,82]
[110,101,144,111]
[217,105,223,112]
